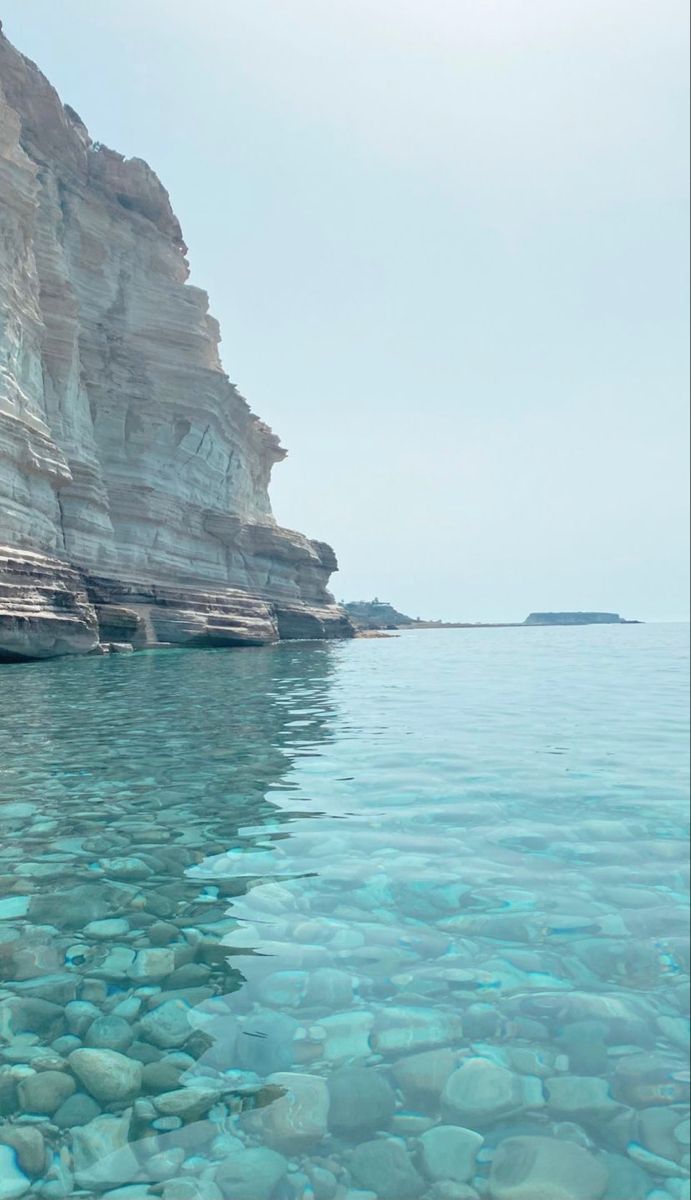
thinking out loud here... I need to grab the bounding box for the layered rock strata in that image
[0,26,352,658]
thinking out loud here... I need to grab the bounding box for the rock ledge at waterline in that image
[0,27,352,659]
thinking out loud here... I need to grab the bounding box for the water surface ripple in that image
[0,624,688,1200]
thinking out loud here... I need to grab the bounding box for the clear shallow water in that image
[0,623,688,1200]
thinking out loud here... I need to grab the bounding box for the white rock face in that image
[0,27,352,657]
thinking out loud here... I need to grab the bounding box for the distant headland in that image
[344,600,641,632]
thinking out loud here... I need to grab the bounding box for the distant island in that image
[344,601,641,632]
[524,611,640,626]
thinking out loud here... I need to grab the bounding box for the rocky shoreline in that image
[0,546,353,662]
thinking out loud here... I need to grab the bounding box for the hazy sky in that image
[4,0,689,621]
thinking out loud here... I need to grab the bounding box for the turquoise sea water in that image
[0,623,688,1200]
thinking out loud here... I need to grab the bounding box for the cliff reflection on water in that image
[0,626,689,1200]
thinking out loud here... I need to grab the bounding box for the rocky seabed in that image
[0,796,689,1200]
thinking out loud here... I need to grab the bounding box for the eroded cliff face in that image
[0,28,352,657]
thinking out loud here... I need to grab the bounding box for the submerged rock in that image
[311,1010,373,1064]
[17,1070,75,1115]
[138,1000,193,1049]
[637,1106,689,1162]
[392,1048,458,1104]
[627,1141,690,1179]
[2,997,65,1041]
[0,1126,46,1178]
[40,1144,75,1199]
[141,1060,184,1095]
[489,1135,609,1200]
[84,919,130,940]
[442,1059,532,1127]
[236,1011,299,1073]
[69,1048,142,1104]
[71,1113,140,1190]
[30,886,111,929]
[253,970,308,1008]
[601,1151,652,1200]
[153,1085,221,1120]
[128,948,177,982]
[148,923,180,946]
[372,1006,463,1056]
[546,1076,622,1122]
[214,1146,288,1199]
[0,897,30,921]
[0,1074,18,1118]
[244,1071,330,1149]
[304,968,355,1009]
[65,1001,102,1036]
[419,1125,484,1183]
[557,1021,609,1076]
[53,1091,102,1127]
[350,1137,425,1198]
[328,1066,395,1136]
[0,1145,31,1199]
[85,1016,135,1053]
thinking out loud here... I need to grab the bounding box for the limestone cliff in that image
[0,28,352,658]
